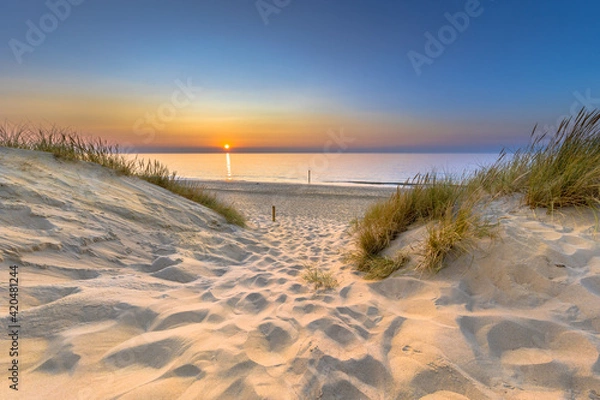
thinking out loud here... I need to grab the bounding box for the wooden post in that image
[272,206,276,222]
[308,170,311,184]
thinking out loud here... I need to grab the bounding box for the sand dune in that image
[1,147,600,399]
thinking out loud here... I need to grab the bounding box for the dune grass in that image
[349,251,410,280]
[302,264,339,290]
[353,174,463,256]
[474,108,600,209]
[352,108,600,278]
[416,203,489,273]
[350,173,480,276]
[0,124,246,227]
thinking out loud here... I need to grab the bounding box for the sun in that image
[224,144,230,150]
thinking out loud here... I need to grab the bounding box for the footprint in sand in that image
[47,266,101,280]
[26,285,80,306]
[554,234,594,256]
[307,318,359,347]
[0,205,56,230]
[240,273,274,288]
[151,266,197,283]
[235,292,269,314]
[419,391,470,400]
[316,354,391,388]
[200,290,218,302]
[292,301,325,315]
[35,347,81,373]
[581,275,600,297]
[151,307,209,331]
[411,363,489,399]
[319,380,369,400]
[142,255,181,272]
[244,320,299,366]
[160,363,205,378]
[104,337,187,369]
[369,277,428,300]
[335,305,382,330]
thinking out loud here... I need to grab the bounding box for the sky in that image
[1,0,600,152]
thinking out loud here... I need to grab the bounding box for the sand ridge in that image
[1,147,600,399]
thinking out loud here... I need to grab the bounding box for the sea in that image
[132,152,500,187]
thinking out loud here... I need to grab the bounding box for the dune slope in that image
[1,147,599,399]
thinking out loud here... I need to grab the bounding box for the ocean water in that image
[132,152,500,186]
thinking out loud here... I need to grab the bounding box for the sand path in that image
[1,148,599,399]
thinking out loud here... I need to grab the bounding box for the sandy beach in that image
[187,179,397,223]
[1,147,600,399]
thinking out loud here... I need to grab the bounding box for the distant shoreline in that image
[183,178,462,189]
[184,179,398,196]
[132,149,506,155]
[184,179,397,222]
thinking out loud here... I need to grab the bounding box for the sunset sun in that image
[224,144,230,150]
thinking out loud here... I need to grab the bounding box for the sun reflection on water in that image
[225,152,232,180]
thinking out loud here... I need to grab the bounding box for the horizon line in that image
[130,146,512,154]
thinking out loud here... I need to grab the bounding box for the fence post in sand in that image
[272,206,276,222]
[308,170,311,184]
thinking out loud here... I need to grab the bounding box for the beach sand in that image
[1,147,600,399]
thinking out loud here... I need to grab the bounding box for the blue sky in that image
[1,0,599,151]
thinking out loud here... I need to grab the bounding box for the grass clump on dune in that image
[520,109,600,209]
[354,174,463,256]
[417,203,490,273]
[0,124,246,227]
[350,173,479,277]
[352,252,410,280]
[302,265,339,290]
[474,108,600,209]
[353,108,600,279]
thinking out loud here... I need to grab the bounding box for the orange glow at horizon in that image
[0,76,494,150]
